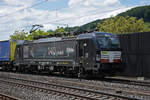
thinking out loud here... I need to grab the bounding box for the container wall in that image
[119,32,150,78]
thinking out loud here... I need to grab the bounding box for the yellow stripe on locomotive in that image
[10,40,17,61]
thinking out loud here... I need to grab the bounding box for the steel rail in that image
[1,76,150,97]
[104,77,150,87]
[0,77,140,100]
[0,93,20,100]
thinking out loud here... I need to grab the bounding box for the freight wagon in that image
[0,40,16,70]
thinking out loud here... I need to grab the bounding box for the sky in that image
[0,0,150,40]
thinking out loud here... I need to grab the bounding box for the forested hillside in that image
[118,5,150,22]
[67,5,150,33]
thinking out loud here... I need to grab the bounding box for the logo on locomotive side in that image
[66,48,74,53]
[48,47,56,56]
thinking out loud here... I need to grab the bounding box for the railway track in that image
[104,77,150,87]
[2,71,150,87]
[0,93,20,100]
[0,77,140,100]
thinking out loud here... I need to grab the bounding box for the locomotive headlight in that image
[83,43,87,47]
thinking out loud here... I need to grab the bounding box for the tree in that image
[97,16,150,34]
[10,30,28,40]
[10,29,58,40]
[29,29,49,39]
[26,29,54,40]
[54,27,66,36]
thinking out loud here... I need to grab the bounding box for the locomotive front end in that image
[96,35,121,63]
[95,33,122,76]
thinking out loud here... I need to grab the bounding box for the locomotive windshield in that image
[96,35,120,49]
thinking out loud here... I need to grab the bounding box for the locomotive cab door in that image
[78,39,95,70]
[14,45,23,62]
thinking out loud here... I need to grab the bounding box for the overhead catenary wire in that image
[0,6,133,32]
[0,0,48,18]
[37,4,148,26]
[0,3,144,28]
[31,6,133,26]
[1,2,137,31]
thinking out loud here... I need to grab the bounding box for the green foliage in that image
[28,29,53,40]
[65,26,80,34]
[10,30,28,40]
[10,27,67,40]
[65,19,105,34]
[97,16,150,34]
[80,19,105,31]
[54,27,66,36]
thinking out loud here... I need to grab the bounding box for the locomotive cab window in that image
[96,35,120,49]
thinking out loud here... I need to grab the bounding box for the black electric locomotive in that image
[13,32,121,77]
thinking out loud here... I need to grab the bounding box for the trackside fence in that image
[118,32,150,78]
